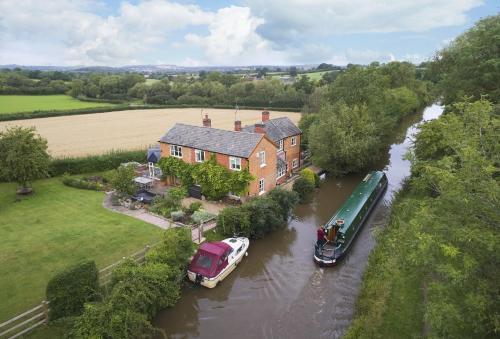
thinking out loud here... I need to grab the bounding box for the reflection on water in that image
[154,104,444,338]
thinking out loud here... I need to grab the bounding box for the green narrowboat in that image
[314,171,388,266]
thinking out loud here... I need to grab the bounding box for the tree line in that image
[347,14,499,338]
[300,61,433,175]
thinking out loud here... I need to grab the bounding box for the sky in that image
[0,0,498,67]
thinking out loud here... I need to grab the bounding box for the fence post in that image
[42,300,49,323]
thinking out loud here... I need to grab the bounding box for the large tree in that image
[434,15,500,104]
[308,103,381,175]
[0,126,50,192]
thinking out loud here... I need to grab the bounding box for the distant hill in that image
[0,63,321,74]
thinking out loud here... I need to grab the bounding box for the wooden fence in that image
[0,219,220,339]
[0,243,156,339]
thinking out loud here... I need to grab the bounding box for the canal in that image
[154,104,444,338]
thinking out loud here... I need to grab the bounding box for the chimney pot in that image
[262,110,270,122]
[202,114,211,128]
[254,123,265,134]
[234,120,242,131]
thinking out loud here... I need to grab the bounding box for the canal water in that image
[154,104,444,338]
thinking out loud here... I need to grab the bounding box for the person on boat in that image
[317,226,328,247]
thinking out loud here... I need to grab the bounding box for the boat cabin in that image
[189,242,233,279]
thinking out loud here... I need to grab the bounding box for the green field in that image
[0,95,116,114]
[0,178,162,322]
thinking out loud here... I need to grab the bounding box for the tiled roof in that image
[241,117,301,142]
[159,123,264,158]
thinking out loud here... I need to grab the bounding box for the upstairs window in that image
[170,145,182,158]
[259,151,266,167]
[229,157,241,171]
[278,139,284,151]
[291,136,297,146]
[195,149,205,162]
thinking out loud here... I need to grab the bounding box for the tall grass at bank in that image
[345,188,425,338]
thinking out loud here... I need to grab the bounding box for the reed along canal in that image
[154,104,444,338]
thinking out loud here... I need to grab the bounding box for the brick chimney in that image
[262,110,270,122]
[254,123,265,134]
[202,114,211,128]
[234,120,242,131]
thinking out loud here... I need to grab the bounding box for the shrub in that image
[293,177,315,203]
[300,168,320,187]
[46,260,99,321]
[48,149,146,177]
[266,188,299,221]
[109,165,136,196]
[244,197,283,238]
[187,201,202,214]
[62,175,103,191]
[217,206,252,237]
[170,210,185,222]
[191,210,216,224]
[217,188,298,239]
[71,300,153,339]
[72,228,194,338]
[146,228,195,269]
[150,188,186,217]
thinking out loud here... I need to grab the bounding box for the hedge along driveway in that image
[0,178,162,322]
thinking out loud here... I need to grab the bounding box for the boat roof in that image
[325,171,385,232]
[199,241,231,256]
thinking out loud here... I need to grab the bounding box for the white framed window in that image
[229,157,241,171]
[258,178,265,194]
[195,149,205,162]
[292,158,299,169]
[278,139,284,151]
[277,166,286,179]
[259,151,266,167]
[170,145,182,158]
[291,136,297,146]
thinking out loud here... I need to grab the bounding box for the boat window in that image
[236,245,243,254]
[195,255,212,269]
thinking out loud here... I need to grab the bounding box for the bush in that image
[266,188,299,221]
[48,149,146,177]
[217,188,298,239]
[72,228,194,338]
[170,210,185,222]
[293,177,315,203]
[217,206,252,237]
[300,168,320,187]
[146,228,195,269]
[191,210,215,224]
[62,175,103,191]
[150,187,186,217]
[187,201,202,214]
[46,260,99,321]
[109,165,136,196]
[71,299,153,339]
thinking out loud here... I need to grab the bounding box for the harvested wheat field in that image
[0,108,300,157]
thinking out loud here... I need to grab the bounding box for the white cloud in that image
[0,0,213,65]
[185,6,286,65]
[247,0,483,45]
[0,0,485,66]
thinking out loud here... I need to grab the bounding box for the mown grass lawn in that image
[0,178,162,322]
[0,95,116,114]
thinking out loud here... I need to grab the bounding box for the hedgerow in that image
[48,150,146,176]
[45,260,100,321]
